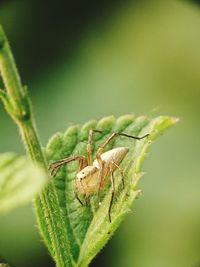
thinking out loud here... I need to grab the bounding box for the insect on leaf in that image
[0,153,48,214]
[45,114,178,267]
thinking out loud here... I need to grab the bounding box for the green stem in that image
[0,25,73,267]
[0,26,44,163]
[0,27,29,121]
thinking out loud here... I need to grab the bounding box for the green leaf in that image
[0,152,47,214]
[0,263,10,267]
[44,114,178,267]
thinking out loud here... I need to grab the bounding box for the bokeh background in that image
[0,0,200,266]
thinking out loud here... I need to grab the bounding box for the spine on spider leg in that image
[0,25,73,267]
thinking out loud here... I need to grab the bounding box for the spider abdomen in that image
[93,147,129,170]
[76,147,129,195]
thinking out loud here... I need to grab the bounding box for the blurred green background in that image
[0,0,200,266]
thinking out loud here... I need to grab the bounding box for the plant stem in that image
[0,25,73,267]
[0,25,45,164]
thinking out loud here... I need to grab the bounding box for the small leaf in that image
[0,153,47,214]
[44,114,177,267]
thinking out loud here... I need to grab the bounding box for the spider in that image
[49,129,149,222]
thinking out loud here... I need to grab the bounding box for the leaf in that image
[0,152,48,214]
[44,114,178,267]
[0,263,10,267]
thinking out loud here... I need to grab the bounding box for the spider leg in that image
[95,132,116,168]
[87,129,94,166]
[93,130,148,170]
[95,131,148,162]
[111,160,125,189]
[108,167,115,223]
[74,190,84,206]
[86,129,105,165]
[114,132,149,140]
[74,179,89,206]
[49,155,86,177]
[78,157,88,172]
[87,129,107,202]
[97,161,107,204]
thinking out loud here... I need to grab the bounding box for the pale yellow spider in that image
[49,129,149,222]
